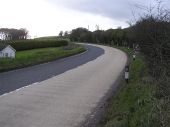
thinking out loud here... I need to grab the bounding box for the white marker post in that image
[125,65,129,84]
[133,54,136,61]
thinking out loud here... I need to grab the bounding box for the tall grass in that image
[98,47,155,127]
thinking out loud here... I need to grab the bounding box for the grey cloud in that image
[48,0,170,21]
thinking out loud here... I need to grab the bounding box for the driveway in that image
[0,44,127,127]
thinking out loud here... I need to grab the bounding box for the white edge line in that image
[0,82,39,98]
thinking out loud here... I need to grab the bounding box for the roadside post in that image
[133,53,136,61]
[125,65,129,84]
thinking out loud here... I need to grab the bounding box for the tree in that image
[0,28,28,41]
[70,27,91,42]
[59,31,63,37]
[131,1,170,126]
[132,1,170,77]
[64,31,68,37]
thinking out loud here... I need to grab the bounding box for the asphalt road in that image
[0,44,104,95]
[0,44,127,127]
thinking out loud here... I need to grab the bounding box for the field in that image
[98,47,155,127]
[0,44,85,72]
[34,36,58,40]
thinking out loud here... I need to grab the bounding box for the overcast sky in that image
[0,0,170,37]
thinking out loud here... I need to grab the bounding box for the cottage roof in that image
[0,44,7,51]
[0,44,16,52]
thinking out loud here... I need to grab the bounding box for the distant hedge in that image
[8,39,68,51]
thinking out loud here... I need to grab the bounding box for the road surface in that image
[0,44,104,95]
[0,44,127,127]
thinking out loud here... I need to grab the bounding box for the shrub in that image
[7,39,68,51]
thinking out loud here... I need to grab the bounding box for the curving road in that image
[0,44,127,127]
[0,44,104,95]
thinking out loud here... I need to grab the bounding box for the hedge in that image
[7,39,68,51]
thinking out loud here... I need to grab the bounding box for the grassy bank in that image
[0,44,85,72]
[98,47,155,127]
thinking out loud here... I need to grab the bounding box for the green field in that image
[0,45,85,72]
[34,36,58,40]
[98,47,155,127]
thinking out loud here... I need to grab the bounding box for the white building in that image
[0,45,16,58]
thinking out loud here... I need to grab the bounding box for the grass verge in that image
[0,44,85,72]
[98,47,155,127]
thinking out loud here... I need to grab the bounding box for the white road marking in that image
[0,82,40,98]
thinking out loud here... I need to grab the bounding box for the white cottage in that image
[0,45,16,58]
